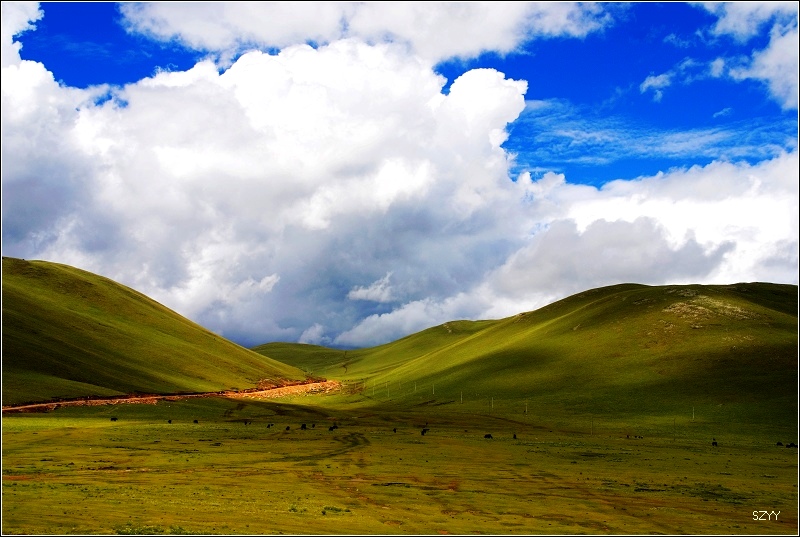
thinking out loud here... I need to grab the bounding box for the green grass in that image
[2,257,306,405]
[255,282,798,430]
[2,259,797,534]
[3,399,797,535]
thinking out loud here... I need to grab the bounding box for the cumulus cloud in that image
[335,152,799,346]
[348,272,394,303]
[299,323,328,345]
[1,3,110,259]
[2,3,797,350]
[1,1,41,67]
[2,9,530,346]
[335,292,481,347]
[119,1,615,64]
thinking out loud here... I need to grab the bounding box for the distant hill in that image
[254,282,798,427]
[2,257,305,405]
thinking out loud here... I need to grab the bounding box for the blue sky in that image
[16,2,796,186]
[2,2,798,348]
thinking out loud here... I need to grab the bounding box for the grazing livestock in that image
[787,442,798,448]
[712,438,718,447]
[167,420,172,424]
[513,434,517,439]
[193,420,199,424]
[110,417,118,421]
[312,424,315,428]
[301,423,307,430]
[421,428,430,436]
[329,426,335,431]
[285,426,291,431]
[777,442,783,446]
[393,428,397,433]
[484,434,493,439]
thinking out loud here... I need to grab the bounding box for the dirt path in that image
[1,380,342,414]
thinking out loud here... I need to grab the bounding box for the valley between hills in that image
[2,255,797,535]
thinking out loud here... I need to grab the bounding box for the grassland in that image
[3,397,797,534]
[2,258,797,534]
[256,282,798,430]
[2,257,305,405]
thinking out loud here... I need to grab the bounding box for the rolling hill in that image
[1,257,306,405]
[254,282,798,427]
[3,255,797,432]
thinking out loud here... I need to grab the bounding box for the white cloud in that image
[348,272,394,303]
[700,1,798,109]
[638,4,798,109]
[120,1,615,64]
[2,16,530,345]
[729,22,799,110]
[338,151,798,346]
[506,151,799,294]
[710,57,725,77]
[712,107,732,118]
[2,3,797,350]
[299,323,328,345]
[1,1,42,67]
[638,57,723,103]
[703,1,798,42]
[335,293,480,347]
[663,32,694,48]
[640,73,671,102]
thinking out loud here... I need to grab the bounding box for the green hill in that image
[4,254,796,431]
[2,257,306,405]
[254,282,798,428]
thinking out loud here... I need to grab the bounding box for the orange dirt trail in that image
[1,380,341,414]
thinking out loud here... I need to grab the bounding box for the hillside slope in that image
[255,283,798,426]
[2,257,305,405]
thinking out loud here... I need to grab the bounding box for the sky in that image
[2,2,798,349]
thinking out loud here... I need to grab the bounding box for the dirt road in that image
[1,380,341,414]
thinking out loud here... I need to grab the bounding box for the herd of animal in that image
[106,416,798,447]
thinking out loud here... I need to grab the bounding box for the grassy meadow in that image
[3,396,797,535]
[2,257,798,534]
